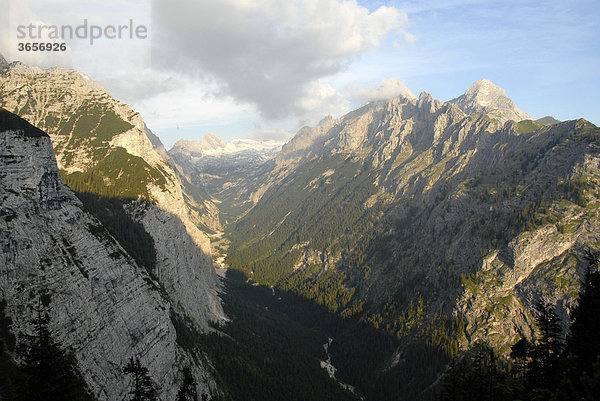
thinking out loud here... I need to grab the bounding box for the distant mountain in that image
[169,134,284,224]
[0,110,217,400]
[537,115,562,126]
[449,79,532,123]
[0,53,8,72]
[171,134,283,158]
[171,133,227,157]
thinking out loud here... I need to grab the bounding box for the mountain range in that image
[220,83,598,354]
[1,56,599,401]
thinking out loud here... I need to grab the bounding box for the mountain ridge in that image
[0,60,225,329]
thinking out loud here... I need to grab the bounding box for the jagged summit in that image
[171,133,226,156]
[0,54,9,73]
[449,79,531,124]
[466,78,506,97]
[202,132,226,149]
[537,116,561,126]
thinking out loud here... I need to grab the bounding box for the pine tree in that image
[565,249,600,373]
[123,357,157,401]
[510,337,532,379]
[556,249,600,400]
[13,296,93,401]
[176,366,198,401]
[530,299,563,390]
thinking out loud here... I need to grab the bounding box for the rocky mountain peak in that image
[171,133,226,156]
[449,79,532,124]
[465,78,506,98]
[0,53,8,66]
[202,132,226,149]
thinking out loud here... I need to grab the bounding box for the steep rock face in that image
[449,79,532,124]
[0,62,224,330]
[0,111,217,400]
[125,201,227,323]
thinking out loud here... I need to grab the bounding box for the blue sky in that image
[353,0,600,123]
[2,0,599,148]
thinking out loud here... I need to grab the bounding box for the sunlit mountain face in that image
[1,1,599,400]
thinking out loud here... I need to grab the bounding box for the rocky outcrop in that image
[0,111,217,400]
[125,201,227,325]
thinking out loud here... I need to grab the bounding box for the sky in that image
[1,0,599,149]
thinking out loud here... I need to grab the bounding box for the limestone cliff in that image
[0,110,217,400]
[449,79,532,124]
[0,62,224,330]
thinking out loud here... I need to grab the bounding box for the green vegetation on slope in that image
[196,270,454,401]
[439,250,600,401]
[184,270,360,401]
[222,117,600,400]
[61,147,167,201]
[226,155,382,286]
[516,119,544,134]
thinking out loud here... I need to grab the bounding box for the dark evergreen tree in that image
[510,337,532,379]
[176,366,198,401]
[529,299,563,390]
[13,298,94,401]
[439,358,460,401]
[123,357,157,401]
[564,249,600,373]
[555,249,600,400]
[438,248,600,401]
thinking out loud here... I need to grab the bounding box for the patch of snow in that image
[202,138,284,156]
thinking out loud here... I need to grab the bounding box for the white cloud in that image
[1,0,151,87]
[403,32,417,44]
[348,78,415,104]
[151,0,407,119]
[1,0,410,142]
[136,82,255,131]
[294,81,349,125]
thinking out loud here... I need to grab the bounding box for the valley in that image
[170,79,600,400]
[1,56,599,401]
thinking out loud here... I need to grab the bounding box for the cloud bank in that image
[348,78,416,104]
[151,0,407,120]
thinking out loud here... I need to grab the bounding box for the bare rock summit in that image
[450,78,532,124]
